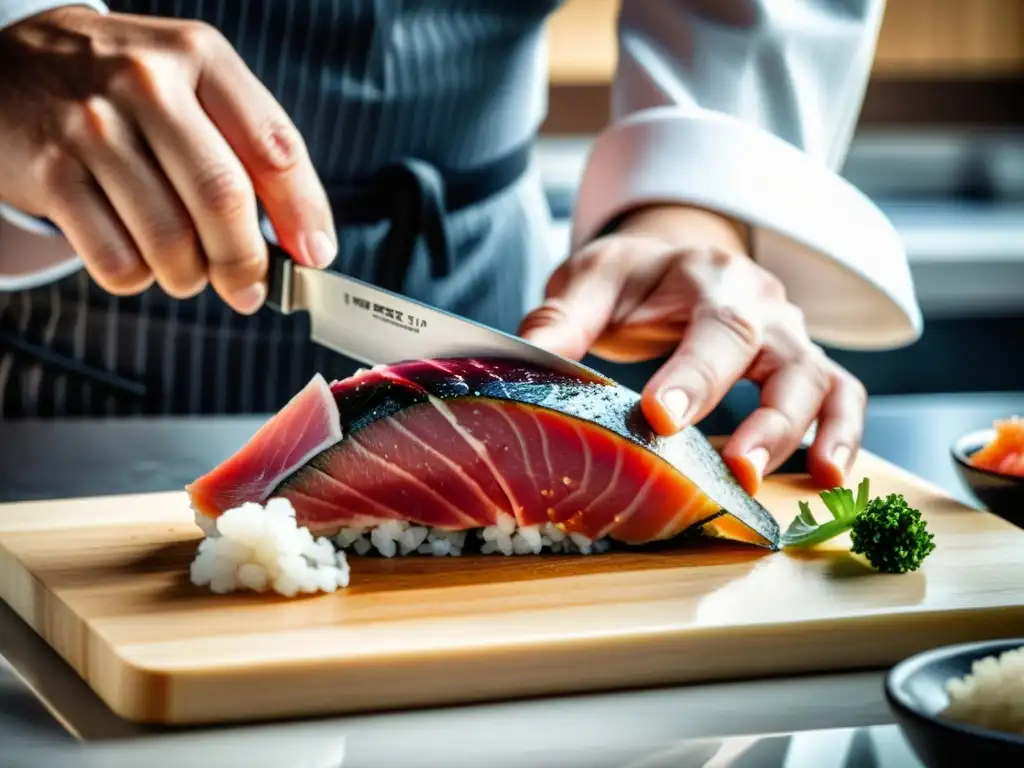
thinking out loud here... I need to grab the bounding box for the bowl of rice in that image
[885,639,1024,768]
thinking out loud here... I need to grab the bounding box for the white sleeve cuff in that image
[571,107,923,352]
[0,204,82,292]
[0,0,107,29]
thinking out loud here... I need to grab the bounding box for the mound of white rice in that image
[190,499,351,597]
[942,645,1024,734]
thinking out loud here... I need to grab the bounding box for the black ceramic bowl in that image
[885,639,1024,768]
[951,428,1024,529]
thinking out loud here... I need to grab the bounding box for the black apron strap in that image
[331,143,531,293]
[371,158,451,292]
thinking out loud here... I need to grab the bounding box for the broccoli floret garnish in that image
[780,477,936,574]
[849,493,936,574]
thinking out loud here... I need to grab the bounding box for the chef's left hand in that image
[518,204,866,494]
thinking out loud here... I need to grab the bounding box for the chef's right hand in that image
[0,6,336,313]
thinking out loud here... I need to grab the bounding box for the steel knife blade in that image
[264,244,608,380]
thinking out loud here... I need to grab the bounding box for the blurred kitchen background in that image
[537,0,1024,397]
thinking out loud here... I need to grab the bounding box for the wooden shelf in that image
[546,0,618,85]
[546,0,1024,85]
[874,0,1024,77]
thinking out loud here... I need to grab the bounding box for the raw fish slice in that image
[186,374,342,520]
[555,434,654,539]
[538,418,590,514]
[493,403,557,507]
[349,416,501,526]
[187,358,781,550]
[392,402,515,521]
[310,436,479,530]
[584,463,686,544]
[433,399,546,526]
[969,416,1024,477]
[278,455,424,533]
[555,432,622,529]
[274,479,390,535]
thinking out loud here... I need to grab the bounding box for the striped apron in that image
[0,0,562,419]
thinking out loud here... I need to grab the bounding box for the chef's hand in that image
[0,6,336,313]
[519,205,867,493]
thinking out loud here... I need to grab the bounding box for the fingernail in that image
[301,230,337,268]
[831,445,852,473]
[231,282,266,314]
[660,388,692,428]
[744,447,770,480]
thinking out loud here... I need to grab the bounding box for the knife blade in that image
[263,244,608,381]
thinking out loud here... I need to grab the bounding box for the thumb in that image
[518,259,622,361]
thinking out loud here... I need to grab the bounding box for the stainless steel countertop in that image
[2,391,1023,767]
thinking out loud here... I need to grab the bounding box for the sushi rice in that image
[334,513,610,558]
[942,644,1024,735]
[190,499,351,597]
[189,498,609,597]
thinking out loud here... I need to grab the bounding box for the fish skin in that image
[187,358,781,550]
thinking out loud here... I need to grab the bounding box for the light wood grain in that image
[546,0,619,85]
[545,0,1024,85]
[873,0,1024,77]
[2,450,1024,725]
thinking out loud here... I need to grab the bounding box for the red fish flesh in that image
[187,358,780,550]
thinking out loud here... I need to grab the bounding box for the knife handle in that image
[264,243,295,315]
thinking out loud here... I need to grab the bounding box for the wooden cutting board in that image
[2,449,1024,726]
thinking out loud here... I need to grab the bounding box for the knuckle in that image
[143,213,195,254]
[102,274,153,296]
[102,272,154,296]
[162,273,208,299]
[566,244,623,283]
[173,20,224,57]
[801,355,833,394]
[108,52,167,103]
[33,146,89,201]
[682,245,741,271]
[522,300,569,331]
[697,300,763,349]
[786,342,831,387]
[141,220,202,294]
[567,246,606,274]
[765,304,812,359]
[88,243,144,286]
[543,261,573,297]
[195,166,251,220]
[62,97,121,150]
[704,246,739,271]
[669,248,733,296]
[805,344,831,371]
[210,244,267,286]
[252,115,306,172]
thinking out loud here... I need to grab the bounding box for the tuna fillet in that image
[186,358,780,550]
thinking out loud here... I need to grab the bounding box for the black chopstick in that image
[0,329,147,399]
